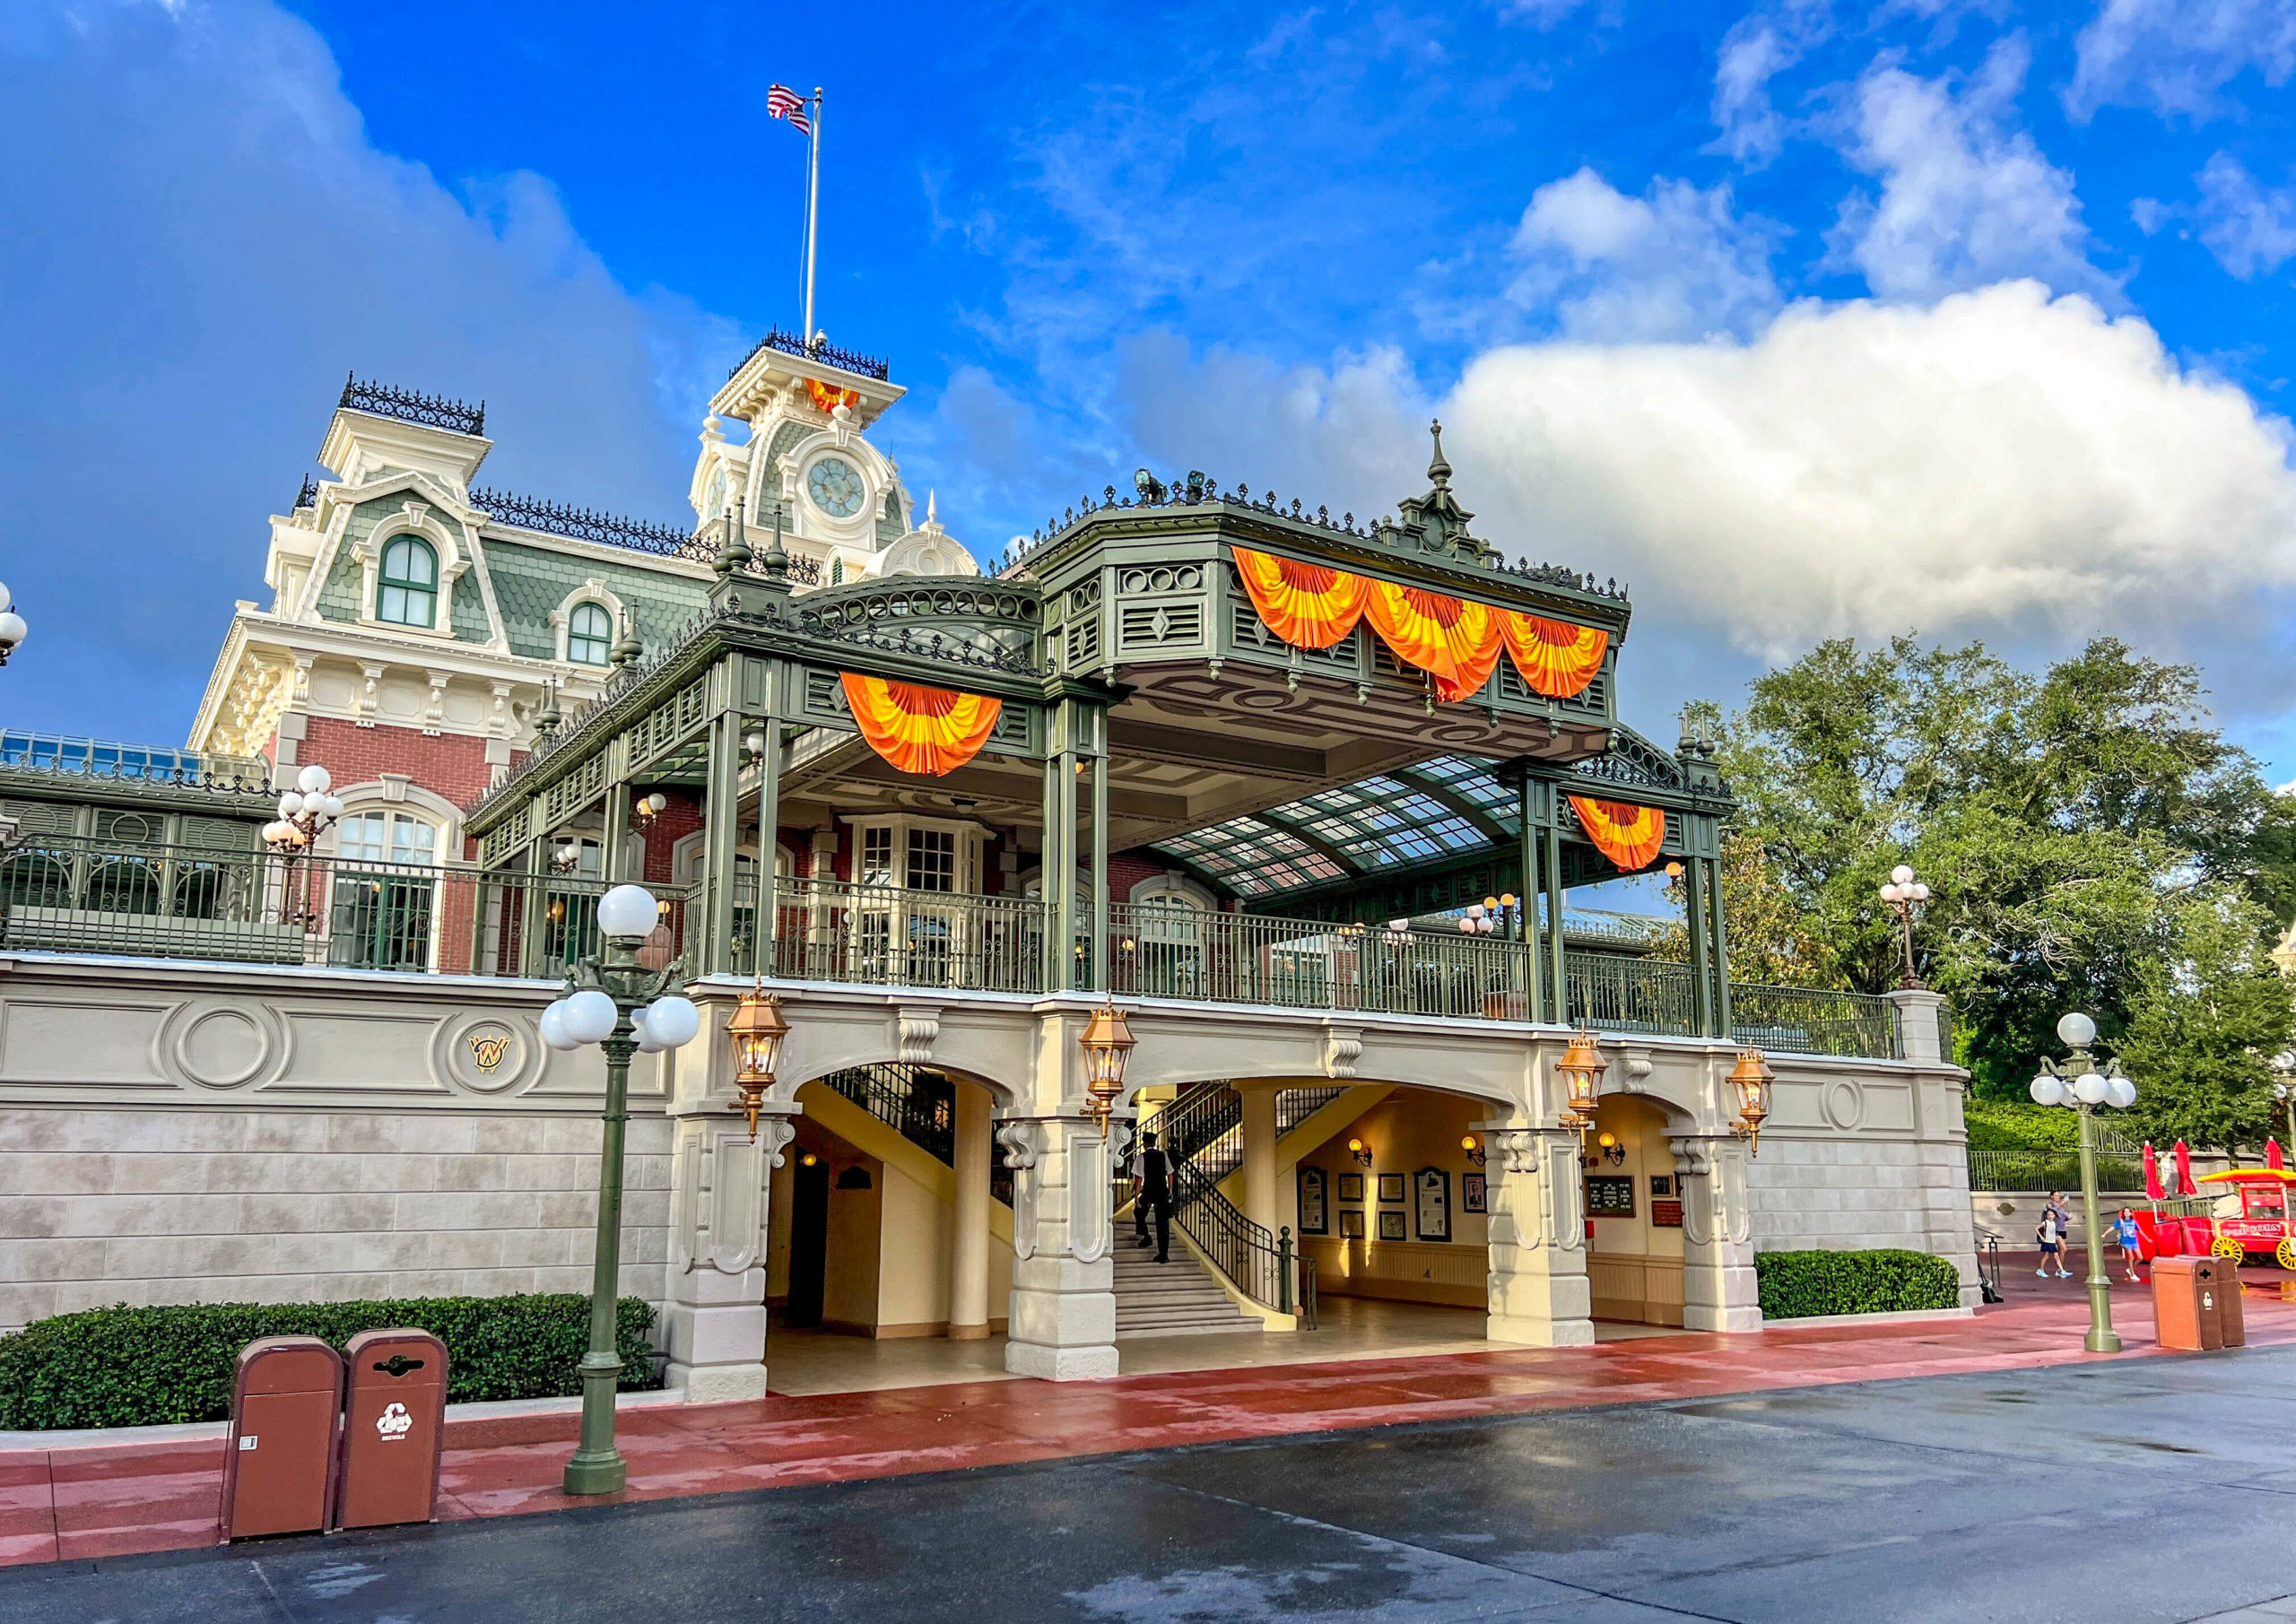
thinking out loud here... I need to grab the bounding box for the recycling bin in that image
[222,1336,344,1541]
[335,1328,450,1530]
[2152,1256,2223,1352]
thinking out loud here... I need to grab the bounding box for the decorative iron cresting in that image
[726,326,891,383]
[338,373,486,436]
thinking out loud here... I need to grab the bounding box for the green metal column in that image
[701,708,743,975]
[518,828,546,980]
[1518,775,1544,1023]
[1052,745,1079,991]
[1543,797,1567,1025]
[1707,854,1734,1039]
[1088,719,1109,994]
[601,783,631,885]
[754,718,782,972]
[1685,850,1716,1036]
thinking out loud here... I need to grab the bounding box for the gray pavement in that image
[7,1348,2296,1623]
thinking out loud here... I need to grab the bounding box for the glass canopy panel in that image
[1151,756,1524,891]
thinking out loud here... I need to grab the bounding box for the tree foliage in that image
[1710,634,2283,1099]
[2120,887,2292,1158]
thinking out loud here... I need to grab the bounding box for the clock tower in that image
[691,331,976,585]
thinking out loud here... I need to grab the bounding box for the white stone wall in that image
[0,1107,670,1333]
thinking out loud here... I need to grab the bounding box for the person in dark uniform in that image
[1136,1131,1174,1264]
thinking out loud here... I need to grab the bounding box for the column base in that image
[1004,1340,1119,1380]
[947,1323,993,1342]
[667,1359,772,1403]
[1487,1311,1596,1347]
[1682,1305,1764,1333]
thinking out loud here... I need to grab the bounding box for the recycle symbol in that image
[376,1402,413,1438]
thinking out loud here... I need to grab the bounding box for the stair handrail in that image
[1144,1081,1318,1325]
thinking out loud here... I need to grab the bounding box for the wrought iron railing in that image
[1146,1081,1318,1324]
[817,1064,955,1162]
[0,732,272,795]
[1105,906,1526,1020]
[758,874,1046,994]
[0,837,691,978]
[339,373,484,436]
[726,326,891,382]
[1969,1149,2144,1194]
[1730,981,1899,1061]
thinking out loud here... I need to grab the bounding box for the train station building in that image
[0,337,1975,1397]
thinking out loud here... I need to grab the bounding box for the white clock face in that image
[806,456,865,519]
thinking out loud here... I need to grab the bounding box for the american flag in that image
[767,83,812,135]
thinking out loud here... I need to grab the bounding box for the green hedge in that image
[0,1292,658,1432]
[1756,1249,1962,1321]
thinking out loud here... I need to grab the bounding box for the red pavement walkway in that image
[6,1263,2290,1568]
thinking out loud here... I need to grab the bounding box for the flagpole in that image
[802,87,822,348]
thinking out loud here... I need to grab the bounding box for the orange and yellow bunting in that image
[1569,795,1666,873]
[805,378,862,413]
[1231,544,1604,705]
[1498,611,1608,699]
[1232,546,1371,649]
[1364,581,1501,702]
[840,673,1002,777]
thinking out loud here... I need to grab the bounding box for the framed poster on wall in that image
[1297,1167,1329,1236]
[1341,1209,1366,1238]
[1586,1175,1636,1218]
[1463,1172,1487,1213]
[1377,1173,1405,1204]
[1413,1167,1451,1242]
[1378,1210,1407,1241]
[1338,1172,1364,1204]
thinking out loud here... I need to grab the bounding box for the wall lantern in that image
[1347,1136,1374,1168]
[633,791,669,829]
[726,988,789,1141]
[1597,1131,1625,1167]
[1079,1000,1136,1139]
[1460,1134,1485,1168]
[1726,1046,1775,1157]
[1555,1028,1607,1143]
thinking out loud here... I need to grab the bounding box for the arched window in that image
[377,535,439,628]
[567,602,613,664]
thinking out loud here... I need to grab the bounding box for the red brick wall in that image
[639,792,706,884]
[291,716,500,812]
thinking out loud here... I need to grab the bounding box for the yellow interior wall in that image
[1294,1087,1492,1308]
[1586,1095,1685,1263]
[820,1144,883,1333]
[876,1163,951,1334]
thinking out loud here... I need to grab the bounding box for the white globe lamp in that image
[279,792,304,819]
[596,883,658,940]
[1891,864,1914,886]
[643,994,700,1048]
[2030,1073,2066,1107]
[296,764,332,796]
[631,1008,665,1055]
[2056,1012,2097,1049]
[561,988,619,1045]
[2105,1076,2136,1110]
[539,1000,580,1052]
[2073,1072,2109,1106]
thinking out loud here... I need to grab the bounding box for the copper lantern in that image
[726,989,789,1141]
[1726,1046,1774,1157]
[1078,1001,1135,1139]
[1554,1028,1606,1142]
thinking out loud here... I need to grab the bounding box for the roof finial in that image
[713,503,751,580]
[761,508,791,581]
[926,489,937,526]
[1428,419,1452,488]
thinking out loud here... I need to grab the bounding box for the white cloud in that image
[2195,152,2296,277]
[1508,169,1780,342]
[2066,0,2296,124]
[1708,4,1830,166]
[1441,282,2296,668]
[1830,39,2108,300]
[0,0,740,735]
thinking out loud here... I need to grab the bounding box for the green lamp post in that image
[2029,1012,2138,1355]
[539,882,701,1497]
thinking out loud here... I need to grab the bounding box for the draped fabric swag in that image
[840,673,1003,777]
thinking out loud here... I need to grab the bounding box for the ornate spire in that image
[609,607,643,670]
[713,503,751,580]
[1427,419,1453,489]
[761,508,791,582]
[535,679,561,738]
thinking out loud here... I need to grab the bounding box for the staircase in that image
[1111,1238,1264,1340]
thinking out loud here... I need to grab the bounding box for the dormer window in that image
[377,535,438,628]
[567,602,613,665]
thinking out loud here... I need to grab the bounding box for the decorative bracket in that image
[897,1004,941,1066]
[1324,1024,1364,1080]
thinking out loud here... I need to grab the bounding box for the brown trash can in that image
[2152,1256,2223,1352]
[335,1328,450,1531]
[222,1336,344,1541]
[2214,1258,2247,1347]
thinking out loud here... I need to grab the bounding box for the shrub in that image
[1756,1248,1961,1321]
[0,1292,658,1432]
[1963,1099,2085,1155]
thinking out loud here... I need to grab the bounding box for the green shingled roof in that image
[479,537,711,661]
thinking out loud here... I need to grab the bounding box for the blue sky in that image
[6,0,2296,781]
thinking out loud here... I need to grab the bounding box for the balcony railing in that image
[0,847,1901,1058]
[0,732,272,795]
[0,837,691,978]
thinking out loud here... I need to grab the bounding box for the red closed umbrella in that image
[2174,1139,2197,1197]
[2144,1142,2165,1201]
[2270,1138,2285,1172]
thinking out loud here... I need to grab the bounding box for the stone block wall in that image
[0,1107,670,1333]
